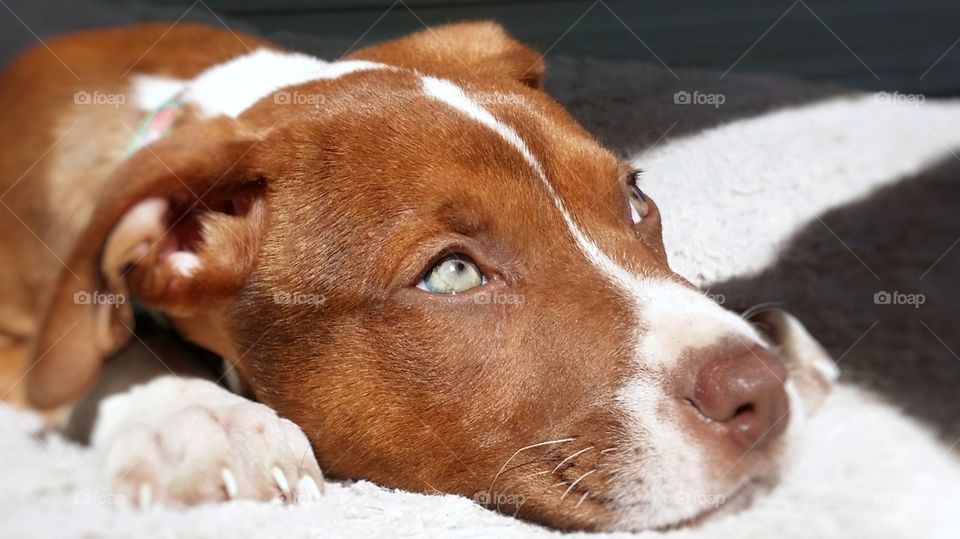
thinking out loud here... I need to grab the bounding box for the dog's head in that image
[29,22,836,530]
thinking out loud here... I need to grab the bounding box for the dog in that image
[0,21,837,530]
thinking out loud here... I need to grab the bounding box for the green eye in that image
[417,254,486,294]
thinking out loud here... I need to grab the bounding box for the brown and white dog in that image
[0,21,837,531]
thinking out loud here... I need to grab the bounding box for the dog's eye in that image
[417,254,487,294]
[625,171,650,224]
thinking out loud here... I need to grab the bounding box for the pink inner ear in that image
[103,184,265,290]
[100,196,200,294]
[101,197,170,285]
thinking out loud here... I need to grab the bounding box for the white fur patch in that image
[131,48,387,118]
[168,251,200,277]
[130,75,186,110]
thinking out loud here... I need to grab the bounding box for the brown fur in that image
[0,21,817,531]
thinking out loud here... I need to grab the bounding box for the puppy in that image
[0,21,837,530]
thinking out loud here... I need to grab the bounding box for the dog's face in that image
[29,23,836,531]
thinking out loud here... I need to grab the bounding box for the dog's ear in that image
[349,21,545,89]
[25,118,268,409]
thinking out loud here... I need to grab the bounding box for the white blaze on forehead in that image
[421,76,762,365]
[132,48,387,117]
[421,78,629,286]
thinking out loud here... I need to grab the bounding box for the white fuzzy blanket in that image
[2,56,960,538]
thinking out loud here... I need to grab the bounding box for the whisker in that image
[489,437,575,492]
[552,446,594,473]
[575,491,591,508]
[561,469,596,501]
[600,447,620,455]
[421,479,442,494]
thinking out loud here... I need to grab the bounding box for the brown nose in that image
[691,347,789,449]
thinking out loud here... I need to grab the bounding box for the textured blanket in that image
[1,5,960,538]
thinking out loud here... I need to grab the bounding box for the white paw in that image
[91,376,323,508]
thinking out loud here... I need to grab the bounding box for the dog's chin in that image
[600,468,781,533]
[651,476,776,532]
[603,422,795,533]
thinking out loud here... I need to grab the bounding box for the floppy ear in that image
[25,118,268,409]
[349,21,545,89]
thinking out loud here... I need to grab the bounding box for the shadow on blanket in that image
[715,153,960,440]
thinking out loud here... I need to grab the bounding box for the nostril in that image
[733,403,754,418]
[689,347,790,450]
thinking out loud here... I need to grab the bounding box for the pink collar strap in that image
[125,93,183,155]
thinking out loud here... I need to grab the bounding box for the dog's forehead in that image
[134,47,624,227]
[176,50,661,297]
[152,47,622,212]
[252,64,627,240]
[261,66,622,185]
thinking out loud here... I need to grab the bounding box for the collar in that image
[125,92,184,155]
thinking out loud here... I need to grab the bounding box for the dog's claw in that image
[221,468,238,500]
[271,466,291,498]
[138,483,153,510]
[295,475,323,503]
[94,377,325,508]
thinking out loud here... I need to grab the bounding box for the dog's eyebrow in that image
[432,200,489,237]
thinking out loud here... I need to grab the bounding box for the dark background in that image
[2,0,959,95]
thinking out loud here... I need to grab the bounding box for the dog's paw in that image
[90,376,323,508]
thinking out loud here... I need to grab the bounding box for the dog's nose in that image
[690,347,789,449]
